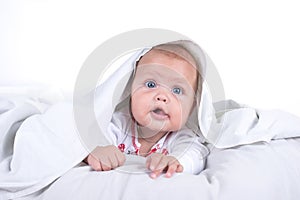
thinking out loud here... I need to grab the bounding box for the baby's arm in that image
[145,129,207,178]
[85,145,125,171]
[84,112,127,171]
[168,129,208,175]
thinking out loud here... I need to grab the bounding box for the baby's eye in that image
[172,87,182,95]
[145,80,157,88]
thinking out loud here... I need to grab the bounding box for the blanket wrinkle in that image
[0,99,46,162]
[0,100,89,199]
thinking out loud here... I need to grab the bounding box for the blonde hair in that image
[152,43,198,69]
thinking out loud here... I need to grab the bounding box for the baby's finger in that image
[176,164,184,173]
[88,156,103,171]
[150,170,163,179]
[109,154,119,169]
[165,164,178,178]
[99,156,112,171]
[155,158,169,172]
[146,156,151,169]
[147,153,163,171]
[115,151,126,166]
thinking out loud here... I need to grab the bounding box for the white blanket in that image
[0,97,88,200]
[27,138,300,200]
[1,94,300,199]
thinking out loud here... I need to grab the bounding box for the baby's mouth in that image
[151,108,169,119]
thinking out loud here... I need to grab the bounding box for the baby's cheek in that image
[175,101,191,125]
[131,98,151,125]
[170,107,184,129]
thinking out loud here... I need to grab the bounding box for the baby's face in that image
[131,50,198,133]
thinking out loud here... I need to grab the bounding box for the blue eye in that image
[145,80,156,88]
[172,87,182,95]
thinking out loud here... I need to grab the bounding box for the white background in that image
[1,0,299,116]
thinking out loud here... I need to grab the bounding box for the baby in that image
[84,42,207,178]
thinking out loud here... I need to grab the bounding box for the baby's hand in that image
[85,145,126,171]
[146,153,183,179]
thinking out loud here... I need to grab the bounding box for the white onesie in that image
[105,108,208,174]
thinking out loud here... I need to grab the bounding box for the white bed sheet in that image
[22,137,300,200]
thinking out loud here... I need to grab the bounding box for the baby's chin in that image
[139,120,181,133]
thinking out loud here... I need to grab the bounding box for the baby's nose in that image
[155,94,168,103]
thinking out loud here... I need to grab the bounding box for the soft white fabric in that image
[208,100,300,148]
[0,97,89,200]
[19,138,300,200]
[92,48,151,148]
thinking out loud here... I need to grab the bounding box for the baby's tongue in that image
[154,108,166,115]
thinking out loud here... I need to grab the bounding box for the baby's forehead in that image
[138,47,197,68]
